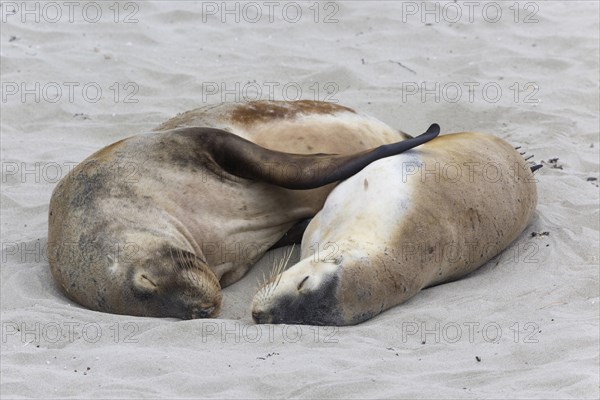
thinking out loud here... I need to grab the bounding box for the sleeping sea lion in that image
[251,131,540,325]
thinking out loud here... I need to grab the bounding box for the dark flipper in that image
[516,146,543,173]
[270,218,313,249]
[187,124,440,190]
[531,164,543,173]
[316,123,440,185]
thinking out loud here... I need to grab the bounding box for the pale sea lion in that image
[251,132,540,325]
[48,100,439,319]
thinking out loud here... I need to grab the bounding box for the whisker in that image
[275,259,285,286]
[266,258,278,297]
[284,244,295,269]
[257,244,298,302]
[169,246,175,266]
[176,247,183,269]
[268,257,277,281]
[272,245,294,293]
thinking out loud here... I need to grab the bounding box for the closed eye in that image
[141,274,157,288]
[297,276,309,291]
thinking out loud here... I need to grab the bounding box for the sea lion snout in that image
[251,259,344,325]
[126,245,223,319]
[251,310,271,324]
[253,292,340,325]
[187,304,218,320]
[132,276,222,320]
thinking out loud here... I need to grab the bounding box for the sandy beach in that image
[1,1,599,398]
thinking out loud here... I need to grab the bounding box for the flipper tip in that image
[531,164,543,173]
[427,123,440,136]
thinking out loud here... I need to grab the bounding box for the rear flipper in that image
[181,123,440,190]
[270,218,312,249]
[531,165,543,173]
[516,146,543,173]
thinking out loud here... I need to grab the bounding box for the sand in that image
[1,1,598,398]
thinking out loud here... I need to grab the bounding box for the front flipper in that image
[270,218,313,249]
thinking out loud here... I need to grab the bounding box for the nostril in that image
[252,311,263,323]
[204,305,216,316]
[190,305,216,319]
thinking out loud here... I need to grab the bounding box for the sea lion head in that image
[71,229,223,320]
[251,255,345,326]
[251,247,407,326]
[123,244,222,319]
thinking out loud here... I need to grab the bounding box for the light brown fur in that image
[252,132,538,325]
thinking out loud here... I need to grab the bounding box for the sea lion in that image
[251,131,540,325]
[47,100,439,319]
